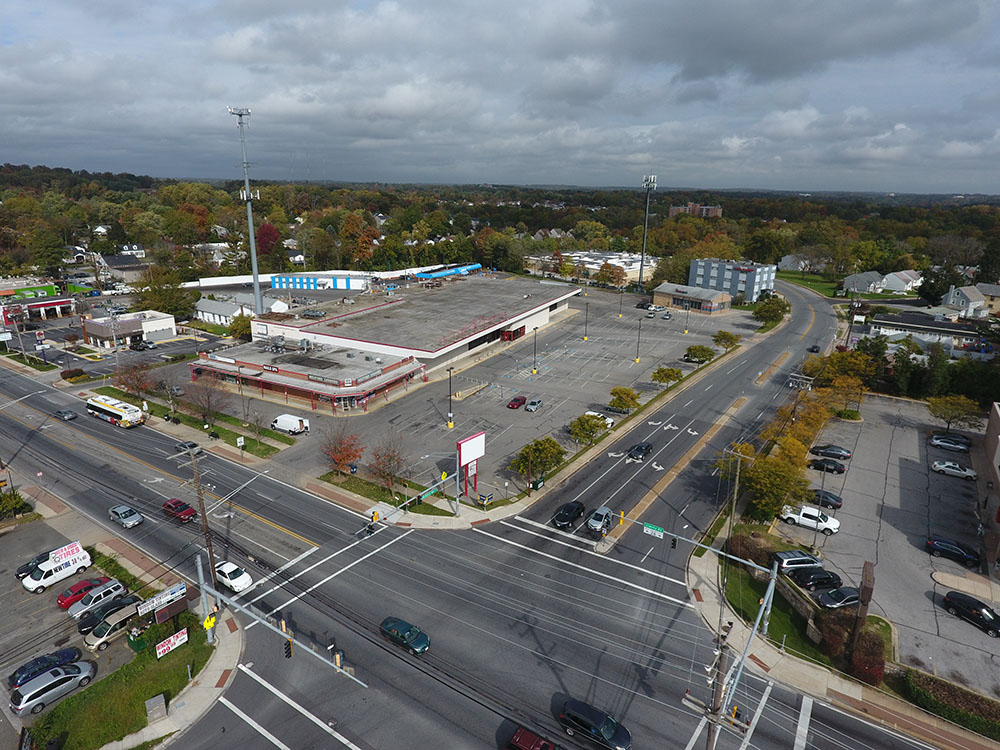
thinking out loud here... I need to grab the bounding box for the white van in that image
[22,543,91,594]
[270,414,310,434]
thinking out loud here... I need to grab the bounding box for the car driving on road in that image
[626,442,652,462]
[558,699,632,750]
[379,616,430,655]
[925,534,980,567]
[109,504,143,528]
[942,591,1000,638]
[552,501,585,529]
[162,498,197,523]
[586,505,613,536]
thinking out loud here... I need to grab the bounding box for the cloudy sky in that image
[3,0,999,193]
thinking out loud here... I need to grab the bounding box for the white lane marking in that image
[238,664,364,749]
[220,696,292,750]
[793,694,812,750]
[640,547,654,563]
[704,384,713,391]
[726,364,742,374]
[683,716,708,750]
[247,530,413,629]
[244,534,375,609]
[684,399,694,407]
[757,411,764,420]
[739,681,773,749]
[476,527,691,607]
[225,527,290,564]
[229,546,315,601]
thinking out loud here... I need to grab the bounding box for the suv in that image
[789,568,842,592]
[626,442,652,462]
[68,579,126,620]
[925,535,980,567]
[586,506,613,536]
[772,550,822,572]
[525,398,543,412]
[558,699,632,750]
[942,591,1000,637]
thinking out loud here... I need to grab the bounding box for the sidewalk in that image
[687,541,1000,750]
[11,476,245,750]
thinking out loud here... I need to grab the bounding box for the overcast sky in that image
[3,0,999,194]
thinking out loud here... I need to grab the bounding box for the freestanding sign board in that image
[138,582,186,617]
[155,628,188,659]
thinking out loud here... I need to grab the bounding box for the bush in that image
[850,630,885,685]
[837,409,861,420]
[816,611,853,657]
[904,669,1000,741]
[61,368,85,380]
[0,489,31,520]
[726,533,772,568]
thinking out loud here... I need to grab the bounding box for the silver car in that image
[68,579,126,620]
[9,662,95,715]
[109,504,143,528]
[586,505,613,536]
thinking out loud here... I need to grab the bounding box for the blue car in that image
[7,648,82,690]
[380,616,430,655]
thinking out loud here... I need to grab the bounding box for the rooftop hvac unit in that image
[364,355,373,361]
[375,358,383,364]
[347,352,355,358]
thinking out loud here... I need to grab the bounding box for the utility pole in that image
[189,448,219,612]
[228,107,263,316]
[705,623,732,750]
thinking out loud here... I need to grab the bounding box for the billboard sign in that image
[138,582,187,616]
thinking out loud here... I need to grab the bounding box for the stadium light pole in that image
[228,107,263,316]
[638,175,656,289]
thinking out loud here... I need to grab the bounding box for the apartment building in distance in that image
[668,202,723,218]
[687,258,777,303]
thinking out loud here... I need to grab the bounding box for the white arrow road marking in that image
[651,462,665,471]
[663,423,679,430]
[144,478,164,483]
[212,512,234,519]
[686,428,699,435]
[608,451,624,458]
[647,420,663,426]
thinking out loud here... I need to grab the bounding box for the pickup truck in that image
[779,505,840,535]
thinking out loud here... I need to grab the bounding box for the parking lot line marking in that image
[792,695,812,750]
[239,665,366,749]
[248,530,413,629]
[479,527,690,605]
[220,696,293,749]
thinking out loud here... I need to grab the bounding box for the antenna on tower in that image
[228,106,263,316]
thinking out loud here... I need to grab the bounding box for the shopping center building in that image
[190,272,581,413]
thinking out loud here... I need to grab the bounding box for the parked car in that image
[645,311,656,318]
[779,505,840,535]
[931,432,971,447]
[506,726,568,750]
[584,411,614,429]
[552,501,585,529]
[558,698,632,750]
[162,498,197,523]
[810,444,852,460]
[931,460,977,480]
[586,505,613,536]
[809,489,843,510]
[301,309,326,318]
[215,561,253,593]
[7,648,82,690]
[925,535,980,567]
[789,568,843,592]
[772,550,822,572]
[76,594,143,636]
[16,550,54,580]
[930,435,970,453]
[53,409,77,421]
[174,441,202,456]
[661,312,672,320]
[809,458,846,474]
[634,302,650,309]
[818,586,861,609]
[169,385,185,397]
[108,504,143,528]
[8,662,95,715]
[507,396,527,409]
[379,616,430,655]
[68,579,126,620]
[525,398,543,412]
[626,442,652,462]
[942,591,1000,637]
[56,577,111,609]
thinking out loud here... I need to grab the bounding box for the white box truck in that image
[271,414,310,435]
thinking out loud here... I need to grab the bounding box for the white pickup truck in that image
[779,505,840,535]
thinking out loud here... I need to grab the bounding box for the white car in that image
[214,561,253,593]
[584,411,614,429]
[932,460,977,480]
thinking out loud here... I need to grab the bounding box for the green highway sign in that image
[643,523,664,539]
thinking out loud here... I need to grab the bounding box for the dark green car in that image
[380,616,430,655]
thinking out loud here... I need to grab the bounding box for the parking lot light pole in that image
[635,317,642,363]
[532,327,538,374]
[618,289,623,318]
[584,302,589,341]
[684,303,690,335]
[447,367,454,429]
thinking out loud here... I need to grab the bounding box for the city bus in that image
[85,395,145,428]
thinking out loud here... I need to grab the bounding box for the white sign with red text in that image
[155,628,188,659]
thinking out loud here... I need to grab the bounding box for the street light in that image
[618,288,623,318]
[684,303,690,335]
[447,367,454,429]
[638,175,656,289]
[635,317,642,363]
[584,302,589,341]
[532,327,538,374]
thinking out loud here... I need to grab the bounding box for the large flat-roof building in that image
[651,282,731,314]
[191,272,581,413]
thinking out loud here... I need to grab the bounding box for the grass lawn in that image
[776,270,840,297]
[1,351,58,371]
[213,412,295,445]
[185,321,230,336]
[30,612,212,750]
[320,472,456,516]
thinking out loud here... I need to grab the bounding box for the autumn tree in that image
[595,262,627,287]
[256,222,280,256]
[608,386,640,413]
[569,414,608,446]
[509,437,566,484]
[185,379,233,428]
[132,266,199,320]
[830,375,863,413]
[370,433,407,492]
[652,366,682,387]
[712,330,742,352]
[927,395,983,432]
[684,345,715,363]
[228,314,252,342]
[112,362,153,398]
[752,295,791,326]
[323,424,365,475]
[743,456,810,522]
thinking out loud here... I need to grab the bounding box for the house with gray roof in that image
[976,282,1000,317]
[942,284,986,318]
[842,271,884,293]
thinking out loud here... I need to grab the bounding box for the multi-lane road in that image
[0,283,938,748]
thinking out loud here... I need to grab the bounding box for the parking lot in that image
[778,395,999,697]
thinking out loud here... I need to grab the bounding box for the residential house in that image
[880,270,922,293]
[941,284,986,318]
[976,282,1000,316]
[194,298,242,327]
[842,271,884,294]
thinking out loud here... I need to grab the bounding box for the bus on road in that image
[85,395,145,428]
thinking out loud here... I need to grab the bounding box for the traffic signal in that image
[284,639,293,658]
[671,538,677,549]
[371,510,379,523]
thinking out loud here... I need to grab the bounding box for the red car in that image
[163,498,197,523]
[56,577,111,609]
[507,396,527,409]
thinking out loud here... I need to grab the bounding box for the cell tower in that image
[228,106,263,315]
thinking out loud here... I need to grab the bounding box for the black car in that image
[809,458,846,474]
[925,535,980,568]
[379,616,430,655]
[552,501,585,529]
[626,442,652,461]
[15,550,53,580]
[7,648,82,689]
[810,445,852,460]
[807,344,821,353]
[558,699,632,750]
[634,302,649,309]
[790,568,843,592]
[77,594,143,635]
[818,586,861,609]
[809,489,843,510]
[942,591,1000,637]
